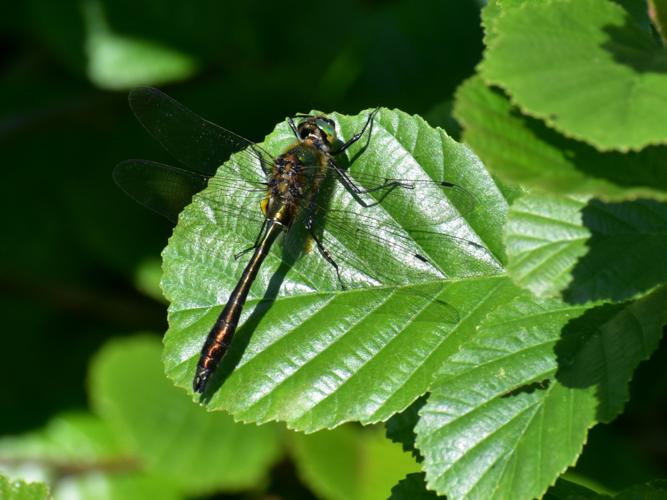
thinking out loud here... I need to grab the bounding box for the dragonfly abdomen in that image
[193,221,284,393]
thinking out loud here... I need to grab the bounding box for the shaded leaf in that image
[290,425,419,500]
[650,0,667,43]
[389,473,441,499]
[505,194,667,302]
[161,108,513,431]
[454,76,667,201]
[544,478,608,499]
[481,0,667,151]
[415,288,667,499]
[546,478,667,499]
[385,394,428,459]
[90,336,281,494]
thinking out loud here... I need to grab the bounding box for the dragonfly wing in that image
[128,87,274,176]
[113,160,209,223]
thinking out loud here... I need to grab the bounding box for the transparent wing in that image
[294,164,476,224]
[113,160,209,223]
[113,159,269,225]
[128,87,275,176]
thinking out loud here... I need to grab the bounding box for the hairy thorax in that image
[263,140,329,226]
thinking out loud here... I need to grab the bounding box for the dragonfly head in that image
[297,115,338,150]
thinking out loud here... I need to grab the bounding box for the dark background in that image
[1,0,665,495]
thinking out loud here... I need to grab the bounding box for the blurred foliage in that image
[1,0,667,499]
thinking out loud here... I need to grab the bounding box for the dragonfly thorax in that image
[264,144,329,226]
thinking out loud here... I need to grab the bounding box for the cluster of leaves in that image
[2,0,667,499]
[405,0,667,497]
[159,0,667,499]
[0,336,419,499]
[0,0,484,498]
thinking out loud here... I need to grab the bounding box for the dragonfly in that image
[114,88,487,394]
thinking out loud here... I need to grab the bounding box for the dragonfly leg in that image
[234,219,268,260]
[329,158,414,208]
[306,212,345,289]
[288,117,299,139]
[331,107,380,155]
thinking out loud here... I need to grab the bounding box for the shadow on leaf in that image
[563,198,667,304]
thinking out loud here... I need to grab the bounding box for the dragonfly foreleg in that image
[331,107,379,155]
[288,117,299,139]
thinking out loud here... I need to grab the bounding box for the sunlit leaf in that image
[454,76,667,201]
[162,108,514,431]
[415,288,667,499]
[481,0,667,151]
[505,194,667,302]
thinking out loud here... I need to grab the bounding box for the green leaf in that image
[505,194,667,302]
[84,0,197,89]
[389,473,441,499]
[0,412,181,499]
[134,257,165,302]
[454,76,667,201]
[544,478,607,499]
[480,0,524,48]
[55,474,181,500]
[614,480,667,499]
[546,478,667,499]
[290,425,419,500]
[0,413,130,476]
[414,288,667,500]
[0,475,49,500]
[162,108,514,431]
[480,0,667,151]
[90,336,281,495]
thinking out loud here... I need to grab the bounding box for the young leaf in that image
[90,336,281,494]
[505,194,667,302]
[454,76,667,201]
[414,288,667,500]
[162,108,514,431]
[481,0,667,151]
